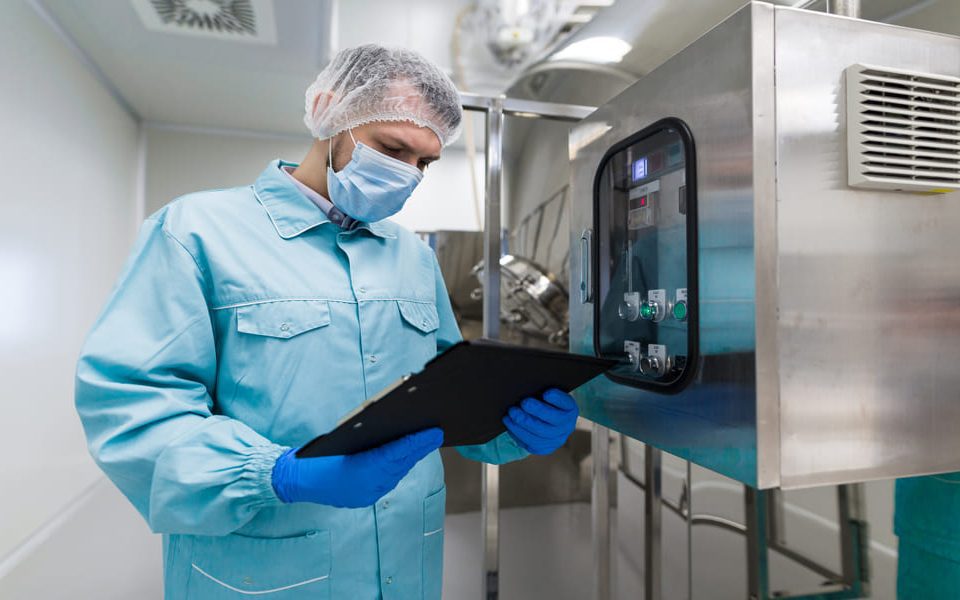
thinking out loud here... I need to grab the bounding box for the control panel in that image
[593,122,697,389]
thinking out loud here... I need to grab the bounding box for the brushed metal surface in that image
[570,2,768,486]
[569,2,960,489]
[773,7,960,488]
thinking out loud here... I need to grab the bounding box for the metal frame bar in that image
[461,93,595,600]
[617,464,870,600]
[592,424,611,600]
[480,95,503,600]
[745,487,771,600]
[644,447,663,600]
[750,484,870,600]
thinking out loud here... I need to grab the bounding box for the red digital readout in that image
[638,195,648,207]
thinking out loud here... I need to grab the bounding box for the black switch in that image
[678,185,687,215]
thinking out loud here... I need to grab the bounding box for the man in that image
[76,45,578,599]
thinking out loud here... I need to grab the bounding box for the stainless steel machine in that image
[569,1,960,490]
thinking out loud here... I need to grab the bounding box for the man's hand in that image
[272,428,444,507]
[503,388,579,455]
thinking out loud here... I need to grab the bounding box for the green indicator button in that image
[673,301,688,321]
[640,303,656,320]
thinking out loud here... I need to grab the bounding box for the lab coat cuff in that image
[246,443,290,507]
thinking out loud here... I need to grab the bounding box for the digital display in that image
[632,157,648,182]
[649,151,664,173]
[638,195,648,207]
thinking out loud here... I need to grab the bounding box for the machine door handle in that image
[579,228,594,304]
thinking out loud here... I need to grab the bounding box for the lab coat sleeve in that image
[429,256,530,465]
[75,216,287,536]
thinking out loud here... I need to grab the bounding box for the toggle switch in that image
[638,355,663,376]
[619,292,641,322]
[640,343,670,377]
[624,340,642,372]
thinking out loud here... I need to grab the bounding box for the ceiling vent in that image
[846,63,960,193]
[131,0,277,44]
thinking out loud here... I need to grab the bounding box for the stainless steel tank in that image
[568,1,960,489]
[502,0,761,281]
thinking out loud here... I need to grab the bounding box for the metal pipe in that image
[767,488,786,547]
[686,461,693,600]
[768,539,845,584]
[744,487,770,600]
[592,424,611,600]
[838,483,870,595]
[482,463,499,600]
[618,467,855,590]
[460,92,595,122]
[460,92,598,600]
[644,447,663,600]
[480,96,504,600]
[826,0,860,18]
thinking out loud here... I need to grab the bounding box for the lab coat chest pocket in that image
[422,486,446,600]
[185,531,331,599]
[236,300,331,339]
[225,300,333,416]
[232,299,331,377]
[397,300,439,365]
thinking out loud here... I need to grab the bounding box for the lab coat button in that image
[369,355,378,363]
[385,576,393,585]
[358,287,367,294]
[242,576,254,586]
[279,323,290,332]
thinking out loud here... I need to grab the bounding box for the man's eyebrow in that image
[380,133,440,161]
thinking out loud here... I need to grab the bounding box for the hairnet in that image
[304,45,463,147]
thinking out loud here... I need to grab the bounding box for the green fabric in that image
[895,473,960,561]
[895,473,960,598]
[898,538,960,599]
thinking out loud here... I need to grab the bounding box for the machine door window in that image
[593,120,698,391]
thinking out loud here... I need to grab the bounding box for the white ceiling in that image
[36,0,960,140]
[39,0,474,138]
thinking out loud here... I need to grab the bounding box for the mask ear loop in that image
[328,129,358,172]
[327,135,333,170]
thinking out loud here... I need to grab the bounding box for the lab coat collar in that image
[254,160,396,240]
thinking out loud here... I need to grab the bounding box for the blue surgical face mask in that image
[326,129,424,223]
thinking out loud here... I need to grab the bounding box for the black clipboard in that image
[296,339,617,458]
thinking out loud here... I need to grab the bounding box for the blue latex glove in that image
[272,428,444,508]
[503,388,579,455]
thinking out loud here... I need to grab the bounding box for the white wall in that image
[143,127,312,216]
[144,126,481,232]
[0,0,140,569]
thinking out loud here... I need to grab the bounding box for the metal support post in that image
[459,91,595,600]
[592,424,611,600]
[768,488,786,547]
[826,0,860,18]
[745,487,770,600]
[686,460,693,600]
[838,484,870,597]
[644,446,663,600]
[480,96,504,600]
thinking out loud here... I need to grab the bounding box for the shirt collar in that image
[253,159,396,240]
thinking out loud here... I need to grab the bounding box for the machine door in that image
[593,119,698,390]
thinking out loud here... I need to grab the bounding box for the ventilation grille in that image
[132,0,276,44]
[846,63,960,192]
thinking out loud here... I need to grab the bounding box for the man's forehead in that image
[368,121,442,156]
